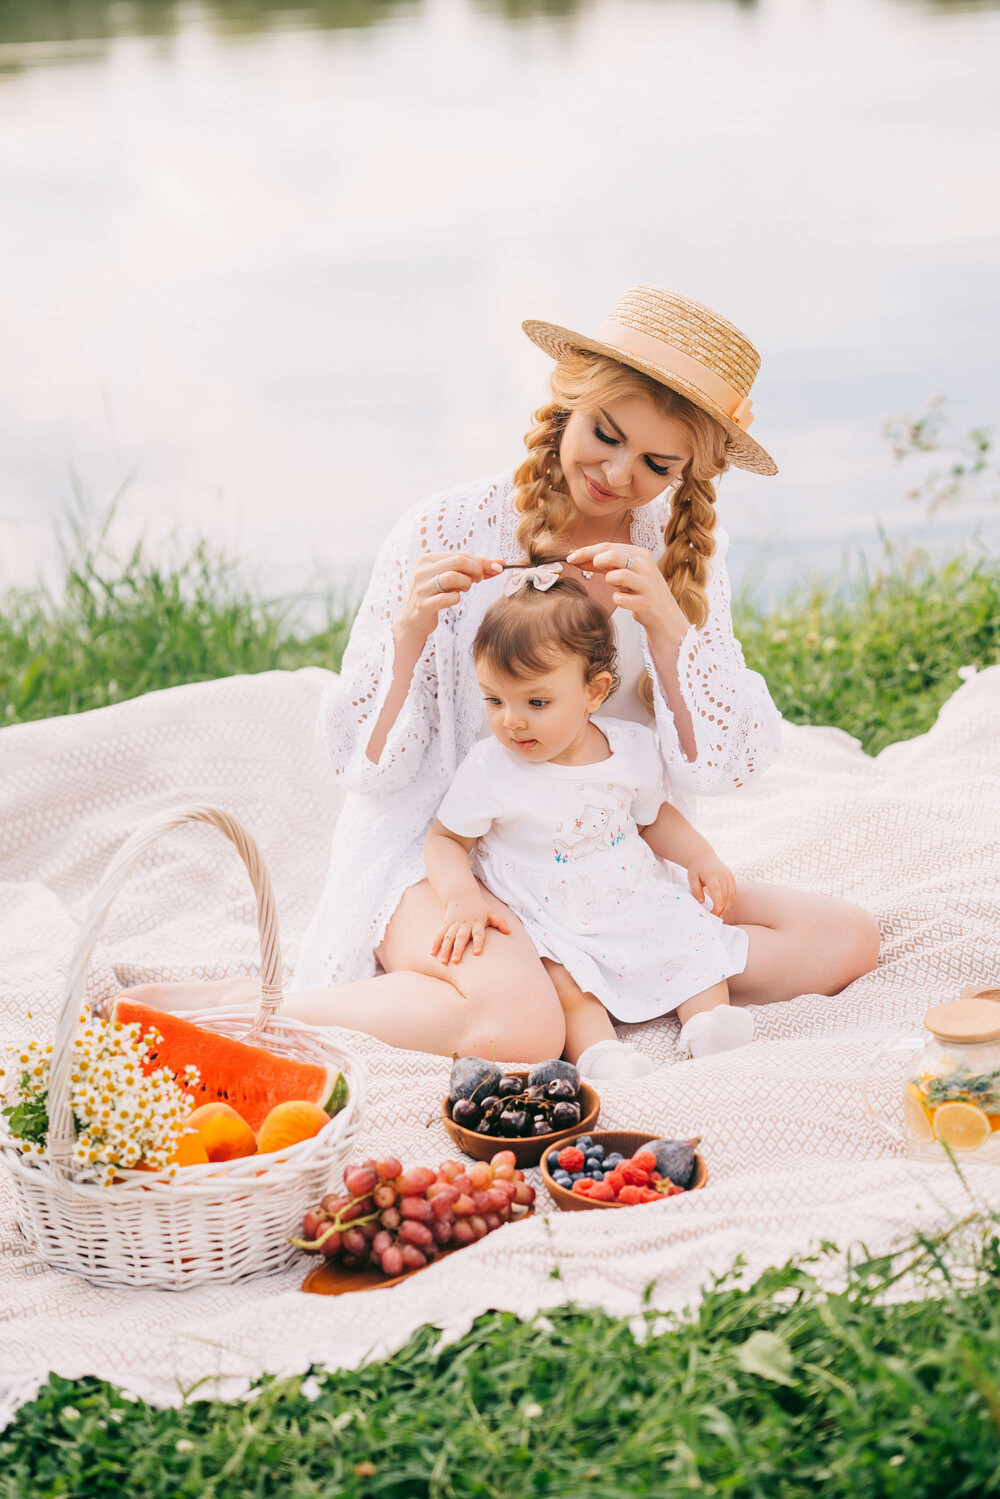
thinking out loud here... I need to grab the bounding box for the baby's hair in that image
[472,556,620,697]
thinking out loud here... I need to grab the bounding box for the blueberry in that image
[585,1154,603,1169]
[575,1135,593,1150]
[590,1170,604,1182]
[546,1152,561,1173]
[570,1172,585,1183]
[589,1144,605,1160]
[605,1153,623,1167]
[554,1172,572,1187]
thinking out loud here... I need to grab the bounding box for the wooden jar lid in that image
[925,995,1000,1044]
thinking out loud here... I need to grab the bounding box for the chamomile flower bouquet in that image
[0,1013,199,1187]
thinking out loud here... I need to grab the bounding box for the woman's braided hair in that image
[513,351,730,633]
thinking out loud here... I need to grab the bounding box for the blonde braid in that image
[660,472,718,630]
[512,402,575,560]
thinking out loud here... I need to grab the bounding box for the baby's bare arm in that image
[424,820,512,964]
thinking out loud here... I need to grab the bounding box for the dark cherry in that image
[532,1117,554,1137]
[497,1076,523,1098]
[452,1098,480,1127]
[551,1100,581,1128]
[545,1078,577,1101]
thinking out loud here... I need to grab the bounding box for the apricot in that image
[171,1130,210,1167]
[185,1102,257,1161]
[256,1100,330,1155]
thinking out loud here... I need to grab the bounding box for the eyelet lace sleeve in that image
[643,528,782,796]
[316,502,438,795]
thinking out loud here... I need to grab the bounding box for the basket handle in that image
[46,805,283,1173]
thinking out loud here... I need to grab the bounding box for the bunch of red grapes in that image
[295,1152,536,1277]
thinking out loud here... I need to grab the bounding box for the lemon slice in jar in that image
[931,1101,991,1152]
[904,1084,935,1143]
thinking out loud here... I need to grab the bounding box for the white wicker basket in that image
[0,804,367,1290]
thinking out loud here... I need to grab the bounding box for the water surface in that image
[2,0,998,594]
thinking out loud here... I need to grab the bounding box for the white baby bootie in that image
[576,1039,656,1081]
[678,1005,755,1059]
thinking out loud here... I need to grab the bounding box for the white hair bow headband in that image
[501,562,563,597]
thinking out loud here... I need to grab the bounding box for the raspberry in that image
[604,1170,625,1194]
[638,1187,660,1203]
[588,1180,616,1201]
[572,1178,595,1195]
[632,1151,657,1173]
[620,1163,650,1187]
[558,1147,585,1174]
[618,1185,645,1205]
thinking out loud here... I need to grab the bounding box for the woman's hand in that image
[395,552,504,648]
[430,897,512,965]
[565,543,688,644]
[687,855,737,920]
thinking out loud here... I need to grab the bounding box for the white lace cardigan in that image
[292,470,782,989]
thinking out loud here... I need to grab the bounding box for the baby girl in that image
[423,562,755,1080]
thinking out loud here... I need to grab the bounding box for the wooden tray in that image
[441,1070,600,1167]
[539,1130,707,1210]
[301,1206,534,1294]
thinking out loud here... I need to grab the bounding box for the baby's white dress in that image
[436,716,749,1022]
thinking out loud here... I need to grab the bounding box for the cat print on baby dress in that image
[553,804,619,864]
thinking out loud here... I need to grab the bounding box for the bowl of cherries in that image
[442,1057,600,1167]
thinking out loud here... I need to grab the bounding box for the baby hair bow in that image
[502,562,563,596]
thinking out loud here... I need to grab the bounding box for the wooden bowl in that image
[441,1071,600,1167]
[539,1130,708,1210]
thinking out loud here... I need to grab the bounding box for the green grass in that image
[2,532,998,753]
[0,536,352,726]
[735,546,1000,755]
[3,1220,1000,1498]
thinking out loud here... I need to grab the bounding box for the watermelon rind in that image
[323,1072,349,1118]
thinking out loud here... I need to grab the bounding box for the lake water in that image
[2,0,999,598]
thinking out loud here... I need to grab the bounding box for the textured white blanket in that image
[1,665,998,1427]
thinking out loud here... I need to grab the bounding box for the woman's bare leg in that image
[724,882,880,1004]
[111,883,565,1062]
[374,880,565,1061]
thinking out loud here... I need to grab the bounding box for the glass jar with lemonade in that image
[864,993,1000,1161]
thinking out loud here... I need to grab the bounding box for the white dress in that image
[436,717,749,1021]
[292,470,782,990]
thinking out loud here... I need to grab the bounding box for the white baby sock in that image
[576,1039,656,1080]
[678,1005,755,1059]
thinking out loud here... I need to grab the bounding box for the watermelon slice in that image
[111,999,347,1132]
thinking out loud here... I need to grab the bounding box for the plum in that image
[528,1059,580,1090]
[449,1056,504,1104]
[648,1137,701,1189]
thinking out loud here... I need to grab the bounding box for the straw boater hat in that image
[522,285,777,477]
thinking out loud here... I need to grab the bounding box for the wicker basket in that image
[0,805,367,1290]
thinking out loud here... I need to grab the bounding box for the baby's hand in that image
[430,898,512,965]
[687,857,737,920]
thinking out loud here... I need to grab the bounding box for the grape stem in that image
[288,1197,382,1251]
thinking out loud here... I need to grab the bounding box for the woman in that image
[138,286,880,1058]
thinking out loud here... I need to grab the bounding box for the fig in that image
[528,1059,580,1090]
[449,1057,503,1105]
[648,1137,701,1189]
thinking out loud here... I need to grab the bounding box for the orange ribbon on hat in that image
[592,319,756,431]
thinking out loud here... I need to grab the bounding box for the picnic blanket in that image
[1,664,999,1427]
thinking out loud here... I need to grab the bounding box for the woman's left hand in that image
[566,543,688,642]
